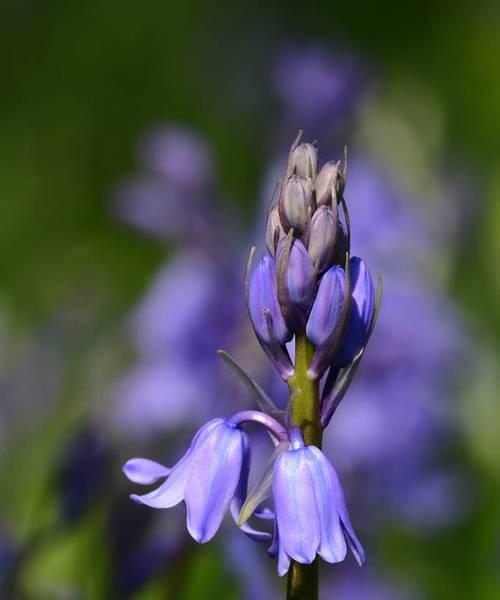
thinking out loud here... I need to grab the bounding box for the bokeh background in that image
[1,1,500,598]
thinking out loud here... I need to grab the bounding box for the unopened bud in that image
[287,143,317,180]
[332,257,375,367]
[306,266,346,349]
[248,255,291,345]
[279,175,313,234]
[308,206,338,273]
[315,161,340,208]
[277,238,314,331]
[265,207,285,257]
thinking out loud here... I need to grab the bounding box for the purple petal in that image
[184,422,245,543]
[333,256,375,368]
[248,255,291,345]
[123,458,171,485]
[276,523,291,576]
[273,449,320,564]
[328,459,366,565]
[230,434,272,544]
[306,447,347,563]
[129,419,222,509]
[306,265,346,348]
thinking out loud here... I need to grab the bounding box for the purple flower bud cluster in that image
[248,136,378,392]
[124,135,377,577]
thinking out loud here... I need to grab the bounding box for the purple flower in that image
[137,126,214,188]
[306,265,346,349]
[276,237,315,332]
[272,429,365,576]
[124,419,247,543]
[332,256,375,368]
[273,48,363,131]
[110,125,217,244]
[248,255,291,346]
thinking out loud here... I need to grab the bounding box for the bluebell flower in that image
[332,256,375,368]
[276,237,315,332]
[124,419,247,543]
[272,429,365,576]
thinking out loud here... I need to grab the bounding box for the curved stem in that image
[286,333,322,600]
[228,410,288,442]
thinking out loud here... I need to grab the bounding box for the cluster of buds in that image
[249,134,380,421]
[123,134,381,581]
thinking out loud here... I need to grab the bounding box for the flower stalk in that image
[286,333,322,600]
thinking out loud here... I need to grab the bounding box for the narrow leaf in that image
[238,441,288,526]
[217,349,284,418]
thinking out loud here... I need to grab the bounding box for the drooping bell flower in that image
[123,418,248,543]
[332,256,375,368]
[272,428,365,576]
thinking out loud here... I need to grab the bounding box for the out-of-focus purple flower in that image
[323,570,422,600]
[111,359,211,435]
[332,257,375,368]
[129,252,239,362]
[273,48,363,131]
[137,126,214,188]
[115,532,190,597]
[272,429,365,576]
[111,125,218,244]
[124,419,247,543]
[56,427,110,524]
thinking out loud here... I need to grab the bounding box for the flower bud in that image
[277,238,314,331]
[279,176,313,234]
[307,206,338,273]
[315,161,340,208]
[332,221,347,266]
[248,255,291,345]
[306,265,346,349]
[265,206,285,257]
[287,143,317,179]
[332,257,375,367]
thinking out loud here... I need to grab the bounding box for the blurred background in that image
[1,0,500,598]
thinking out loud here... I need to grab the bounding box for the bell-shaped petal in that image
[277,238,314,331]
[272,429,364,575]
[279,175,313,234]
[124,418,247,543]
[248,255,291,345]
[333,256,375,367]
[307,206,338,273]
[306,265,346,348]
[123,458,171,485]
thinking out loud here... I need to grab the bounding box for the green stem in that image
[286,333,322,600]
